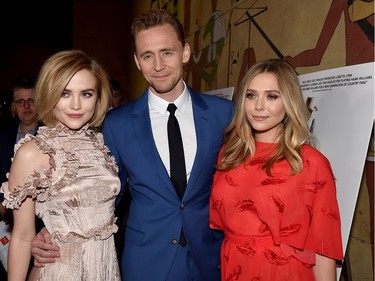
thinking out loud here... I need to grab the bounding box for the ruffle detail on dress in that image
[1,167,51,209]
[1,133,54,209]
[38,124,90,138]
[89,131,119,174]
[1,125,120,208]
[23,128,80,200]
[33,125,118,194]
[51,217,119,243]
[280,243,315,265]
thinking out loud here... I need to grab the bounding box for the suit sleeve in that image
[209,146,225,231]
[102,116,128,207]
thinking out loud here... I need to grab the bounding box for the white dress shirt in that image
[148,83,197,182]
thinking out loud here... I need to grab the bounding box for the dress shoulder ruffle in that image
[1,133,54,209]
[1,125,118,209]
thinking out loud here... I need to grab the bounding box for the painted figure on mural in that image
[284,0,374,68]
[150,0,178,16]
[184,0,226,91]
[232,0,374,92]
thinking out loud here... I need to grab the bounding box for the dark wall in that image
[0,0,73,124]
[73,0,134,100]
[0,0,134,124]
[0,1,74,94]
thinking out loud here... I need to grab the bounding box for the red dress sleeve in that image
[302,146,343,260]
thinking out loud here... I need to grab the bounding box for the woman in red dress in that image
[209,58,343,281]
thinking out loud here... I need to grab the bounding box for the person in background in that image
[1,50,121,280]
[0,75,40,277]
[0,75,39,185]
[209,58,343,281]
[110,79,127,108]
[30,9,234,281]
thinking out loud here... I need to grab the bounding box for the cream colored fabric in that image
[1,125,121,280]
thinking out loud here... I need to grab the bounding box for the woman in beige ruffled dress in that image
[1,50,121,281]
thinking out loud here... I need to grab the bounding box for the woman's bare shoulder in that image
[12,139,50,174]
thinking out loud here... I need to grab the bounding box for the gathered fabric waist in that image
[51,219,118,244]
[224,232,315,265]
[224,232,273,246]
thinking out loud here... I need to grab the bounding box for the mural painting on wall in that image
[150,0,374,95]
[150,0,179,17]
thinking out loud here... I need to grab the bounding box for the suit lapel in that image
[183,89,211,199]
[130,89,214,201]
[131,92,178,199]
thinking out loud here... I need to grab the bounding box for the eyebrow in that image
[63,88,95,93]
[246,89,281,94]
[139,48,175,57]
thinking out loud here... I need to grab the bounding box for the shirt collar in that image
[17,124,38,142]
[148,81,189,116]
[18,124,38,136]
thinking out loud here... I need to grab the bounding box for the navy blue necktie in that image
[167,103,187,246]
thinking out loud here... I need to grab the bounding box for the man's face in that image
[13,88,37,125]
[134,23,191,102]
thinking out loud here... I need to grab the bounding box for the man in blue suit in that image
[31,9,233,281]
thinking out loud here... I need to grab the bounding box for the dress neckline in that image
[39,124,90,136]
[255,141,277,147]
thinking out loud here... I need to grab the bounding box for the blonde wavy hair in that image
[35,50,111,128]
[217,58,314,175]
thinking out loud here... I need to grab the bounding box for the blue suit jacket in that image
[102,86,233,281]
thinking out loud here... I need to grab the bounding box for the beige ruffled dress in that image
[1,125,121,280]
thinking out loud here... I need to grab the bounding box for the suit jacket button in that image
[172,239,178,245]
[180,203,185,209]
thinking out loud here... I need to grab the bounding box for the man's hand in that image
[31,227,60,267]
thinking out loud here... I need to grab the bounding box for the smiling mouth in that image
[252,116,268,121]
[153,74,169,80]
[68,114,82,118]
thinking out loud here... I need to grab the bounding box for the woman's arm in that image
[312,253,337,281]
[8,198,36,280]
[6,141,49,281]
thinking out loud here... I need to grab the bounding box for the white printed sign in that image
[299,62,374,279]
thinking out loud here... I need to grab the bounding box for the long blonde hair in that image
[217,58,313,175]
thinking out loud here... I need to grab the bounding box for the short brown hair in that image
[35,50,111,128]
[131,9,185,50]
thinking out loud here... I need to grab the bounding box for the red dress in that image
[209,142,343,281]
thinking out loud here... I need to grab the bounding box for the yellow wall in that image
[130,0,373,97]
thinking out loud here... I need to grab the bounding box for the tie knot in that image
[167,103,177,115]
